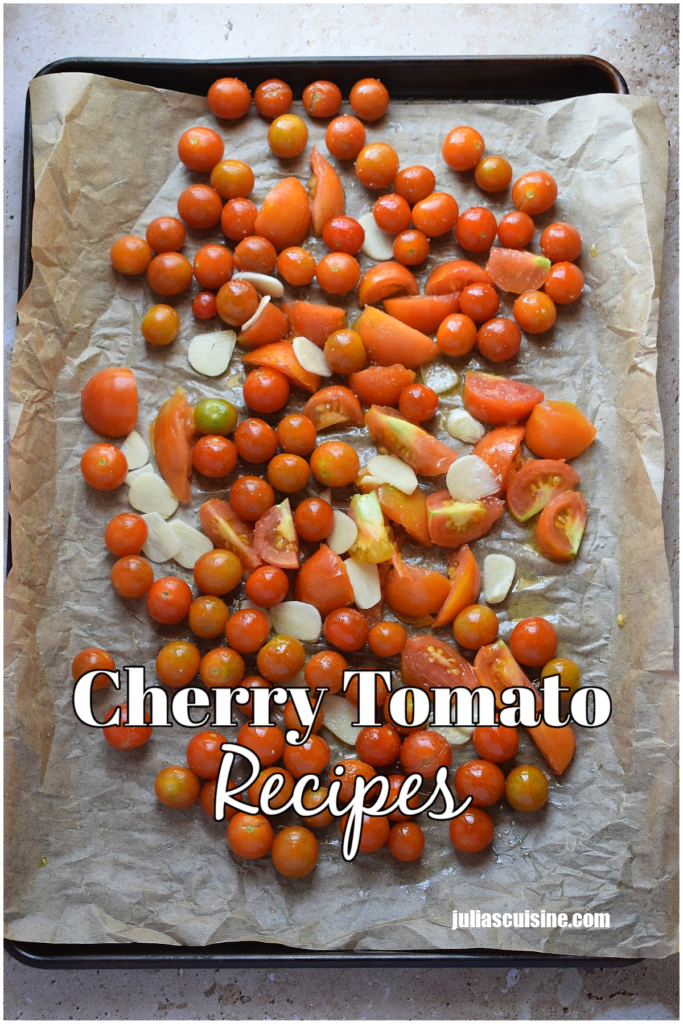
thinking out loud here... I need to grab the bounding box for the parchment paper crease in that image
[5,72,678,956]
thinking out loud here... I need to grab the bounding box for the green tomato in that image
[194,399,237,436]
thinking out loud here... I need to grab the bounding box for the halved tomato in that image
[151,388,195,502]
[281,301,346,348]
[348,491,395,563]
[401,634,478,691]
[536,491,587,562]
[486,248,551,293]
[433,545,480,627]
[348,365,416,407]
[425,259,493,295]
[365,405,457,476]
[384,551,450,619]
[309,146,345,236]
[474,640,575,774]
[243,341,321,393]
[293,544,354,617]
[507,459,580,521]
[199,498,262,571]
[426,491,504,547]
[302,385,363,430]
[472,426,525,494]
[237,301,289,349]
[377,483,431,547]
[81,367,138,438]
[525,400,597,460]
[357,262,419,308]
[464,371,544,426]
[254,177,311,251]
[254,497,299,569]
[353,306,437,368]
[383,293,461,334]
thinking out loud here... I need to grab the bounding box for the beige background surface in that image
[3,1,679,1020]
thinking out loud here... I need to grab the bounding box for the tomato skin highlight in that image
[365,405,457,477]
[432,544,481,627]
[294,544,354,618]
[401,634,479,692]
[426,491,504,547]
[506,459,580,521]
[81,367,138,439]
[353,306,437,368]
[472,426,525,495]
[536,490,588,563]
[463,371,544,426]
[525,400,597,460]
[151,388,195,502]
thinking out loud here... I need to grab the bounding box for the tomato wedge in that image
[426,491,504,547]
[433,545,480,627]
[357,262,419,308]
[348,365,416,407]
[507,459,580,521]
[474,640,575,774]
[81,367,138,438]
[302,385,363,430]
[254,177,311,251]
[199,498,262,572]
[237,301,289,349]
[353,305,437,368]
[425,259,493,295]
[151,388,194,502]
[402,635,479,692]
[383,293,461,334]
[536,491,587,562]
[243,341,321,393]
[348,491,395,563]
[254,497,299,569]
[365,405,457,477]
[309,146,345,237]
[377,482,431,547]
[293,544,354,617]
[464,371,544,426]
[525,400,597,460]
[281,301,346,348]
[384,551,450,619]
[472,426,525,495]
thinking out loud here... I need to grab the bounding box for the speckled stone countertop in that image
[4,3,678,1020]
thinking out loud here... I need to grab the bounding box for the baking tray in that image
[6,55,637,971]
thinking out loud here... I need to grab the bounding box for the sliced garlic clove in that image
[345,557,381,609]
[445,408,486,444]
[328,510,358,555]
[318,487,333,504]
[128,472,179,517]
[125,463,155,487]
[270,601,322,642]
[321,695,359,746]
[120,429,149,471]
[430,725,475,747]
[169,520,214,569]
[483,554,516,604]
[366,454,417,495]
[420,359,460,395]
[231,272,284,298]
[358,212,395,262]
[292,336,332,377]
[188,330,236,377]
[240,294,270,334]
[141,512,182,563]
[446,455,500,501]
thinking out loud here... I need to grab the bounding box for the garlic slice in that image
[270,601,322,642]
[188,330,236,377]
[125,463,155,487]
[358,212,395,262]
[431,725,475,747]
[445,408,486,444]
[240,295,270,334]
[483,554,516,604]
[232,272,284,298]
[321,695,359,746]
[446,455,500,501]
[292,336,332,376]
[328,510,358,555]
[366,454,417,495]
[128,472,178,518]
[120,429,149,471]
[420,360,460,395]
[169,520,214,569]
[344,557,381,609]
[142,512,182,563]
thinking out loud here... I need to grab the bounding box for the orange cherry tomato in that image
[188,595,230,640]
[474,155,512,193]
[187,731,229,779]
[394,165,436,205]
[234,235,278,274]
[177,183,223,230]
[147,252,193,296]
[234,418,278,464]
[541,657,581,704]
[154,766,200,809]
[207,77,251,119]
[200,779,240,820]
[388,821,425,862]
[345,672,390,708]
[192,292,217,320]
[442,125,485,171]
[373,193,411,233]
[239,675,272,719]
[324,608,369,653]
[227,812,274,859]
[384,774,422,819]
[146,216,186,254]
[412,192,459,238]
[509,616,558,667]
[243,367,290,414]
[199,647,245,689]
[368,621,407,658]
[230,476,275,521]
[293,497,334,542]
[284,734,330,778]
[310,440,360,487]
[254,78,293,118]
[221,197,258,241]
[476,317,521,362]
[349,77,389,121]
[72,647,115,691]
[324,328,367,375]
[512,170,558,215]
[81,444,127,491]
[177,126,224,171]
[496,210,535,249]
[303,80,342,118]
[356,724,401,768]
[524,400,596,460]
[331,758,377,803]
[436,313,478,357]
[398,383,438,423]
[305,649,348,695]
[543,262,584,305]
[325,115,366,160]
[193,548,243,596]
[236,722,285,766]
[216,278,259,327]
[322,215,365,255]
[141,304,180,346]
[340,812,390,853]
[192,436,237,478]
[245,565,289,608]
[393,229,430,266]
[104,512,147,556]
[276,413,317,457]
[110,235,152,275]
[110,555,154,599]
[155,640,201,688]
[225,608,271,654]
[277,246,316,286]
[459,283,500,323]
[256,635,306,683]
[449,808,494,852]
[103,704,152,750]
[316,252,361,295]
[267,453,311,494]
[146,576,193,625]
[513,290,557,334]
[193,244,234,290]
[272,826,319,878]
[540,222,582,263]
[455,759,505,808]
[355,142,399,190]
[248,767,295,810]
[473,725,519,763]
[210,159,255,200]
[400,731,451,779]
[268,113,308,159]
[455,207,497,253]
[453,604,499,649]
[505,765,549,812]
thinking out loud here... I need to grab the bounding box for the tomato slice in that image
[377,482,431,547]
[281,301,347,348]
[433,545,480,627]
[348,364,416,407]
[357,262,419,308]
[424,259,493,295]
[464,371,544,426]
[81,367,138,438]
[353,305,437,368]
[237,301,289,349]
[401,634,479,691]
[384,551,451,619]
[302,385,363,430]
[199,498,262,571]
[243,341,321,393]
[536,490,587,562]
[309,146,345,237]
[426,491,504,547]
[253,177,311,251]
[151,388,194,502]
[293,544,354,617]
[365,405,457,477]
[474,640,575,774]
[383,293,461,334]
[506,459,580,521]
[525,400,597,460]
[472,426,525,495]
[254,497,300,569]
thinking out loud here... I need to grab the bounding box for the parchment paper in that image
[5,72,677,957]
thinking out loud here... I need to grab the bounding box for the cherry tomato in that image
[293,497,334,542]
[509,617,558,667]
[194,398,237,437]
[325,115,366,160]
[345,672,390,708]
[459,283,500,323]
[177,126,224,171]
[305,649,348,695]
[373,193,411,233]
[257,635,306,683]
[455,759,505,808]
[356,724,401,767]
[277,246,316,286]
[139,304,180,346]
[221,197,258,241]
[300,787,335,828]
[436,313,478,357]
[388,821,425,862]
[324,608,369,652]
[541,657,581,703]
[349,77,389,121]
[512,170,558,215]
[282,697,325,738]
[247,768,294,813]
[322,215,365,255]
[400,730,452,779]
[243,367,290,414]
[268,113,308,159]
[393,229,430,266]
[368,621,407,658]
[323,328,367,375]
[398,383,438,423]
[184,731,229,780]
[236,722,285,766]
[536,491,588,563]
[193,548,242,596]
[199,647,245,689]
[496,210,535,249]
[473,724,519,763]
[442,125,485,171]
[543,262,584,305]
[310,441,359,487]
[146,216,186,254]
[110,555,154,599]
[412,192,459,237]
[254,78,293,118]
[155,766,200,809]
[355,142,399,190]
[147,252,193,296]
[155,640,201,687]
[245,565,289,607]
[192,292,218,320]
[474,155,512,193]
[177,184,223,230]
[193,244,234,290]
[210,159,255,200]
[456,207,497,253]
[103,704,151,750]
[453,604,499,649]
[234,418,278,464]
[331,758,376,803]
[72,647,115,691]
[207,77,251,120]
[316,252,360,295]
[81,444,127,490]
[540,222,582,263]
[234,235,278,274]
[525,401,596,460]
[239,675,272,719]
[192,435,237,478]
[227,812,274,859]
[104,513,147,557]
[513,290,557,333]
[340,812,389,853]
[188,595,230,639]
[394,165,436,205]
[477,317,521,362]
[216,279,260,327]
[449,807,494,852]
[505,765,549,812]
[273,417,315,460]
[200,779,239,819]
[284,734,330,779]
[303,80,342,118]
[147,576,193,625]
[226,608,271,654]
[110,235,152,275]
[272,826,319,878]
[384,773,421,819]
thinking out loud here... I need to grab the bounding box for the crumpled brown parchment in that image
[5,72,677,957]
